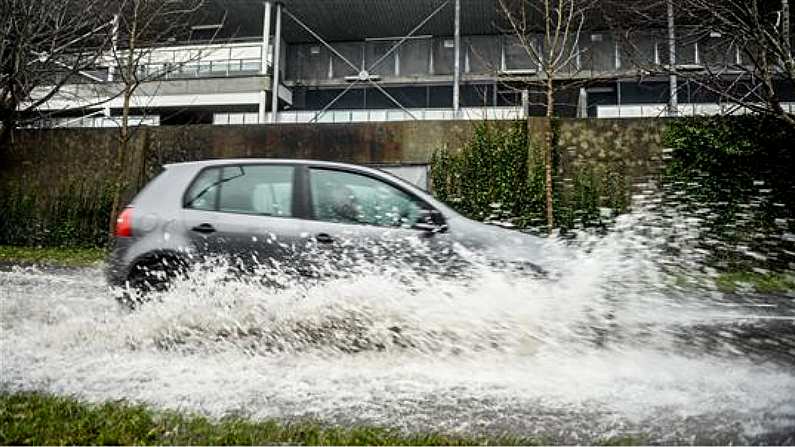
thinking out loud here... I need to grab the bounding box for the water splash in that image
[1,190,794,444]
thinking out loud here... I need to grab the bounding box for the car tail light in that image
[115,207,134,238]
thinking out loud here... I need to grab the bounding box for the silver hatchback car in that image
[107,159,551,301]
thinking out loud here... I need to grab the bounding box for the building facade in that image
[33,0,795,128]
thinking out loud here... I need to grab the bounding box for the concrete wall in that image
[0,120,488,206]
[0,118,667,246]
[555,118,667,216]
[1,118,667,201]
[557,118,666,181]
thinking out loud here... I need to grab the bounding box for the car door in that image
[181,163,307,272]
[300,166,450,275]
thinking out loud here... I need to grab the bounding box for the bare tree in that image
[607,0,795,127]
[0,0,113,147]
[104,0,223,236]
[497,0,600,231]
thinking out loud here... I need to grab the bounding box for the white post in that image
[667,0,678,116]
[453,0,461,113]
[270,3,282,124]
[259,2,272,123]
[577,87,588,118]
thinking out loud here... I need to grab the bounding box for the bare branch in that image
[605,0,794,125]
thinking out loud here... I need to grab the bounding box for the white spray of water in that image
[1,203,794,444]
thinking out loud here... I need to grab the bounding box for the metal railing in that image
[597,102,795,118]
[263,106,526,124]
[33,115,159,128]
[134,58,264,80]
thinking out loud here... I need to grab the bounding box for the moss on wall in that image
[555,119,667,229]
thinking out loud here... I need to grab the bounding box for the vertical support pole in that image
[783,0,791,62]
[667,0,678,116]
[108,14,120,82]
[261,2,272,75]
[429,41,435,74]
[270,2,282,124]
[453,0,461,113]
[617,79,622,118]
[259,1,272,123]
[577,87,588,118]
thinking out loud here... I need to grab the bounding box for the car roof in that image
[165,159,379,169]
[163,159,421,184]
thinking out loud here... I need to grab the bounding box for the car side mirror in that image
[413,209,448,234]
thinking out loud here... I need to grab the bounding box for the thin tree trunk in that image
[0,115,14,150]
[109,0,141,242]
[784,0,791,53]
[758,51,789,124]
[108,8,137,241]
[108,89,131,239]
[1,75,18,150]
[774,0,794,127]
[783,0,793,81]
[544,76,555,232]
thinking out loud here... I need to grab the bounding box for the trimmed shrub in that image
[663,115,795,271]
[431,122,547,230]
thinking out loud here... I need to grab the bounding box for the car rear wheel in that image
[118,255,189,308]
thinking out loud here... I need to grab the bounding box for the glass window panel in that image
[332,42,364,78]
[366,41,396,77]
[211,61,229,74]
[198,62,213,76]
[218,166,294,216]
[504,35,536,70]
[310,169,424,228]
[240,61,260,73]
[399,39,431,76]
[185,168,221,210]
[467,36,500,74]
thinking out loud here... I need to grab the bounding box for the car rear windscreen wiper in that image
[184,169,245,208]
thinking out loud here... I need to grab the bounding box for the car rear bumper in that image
[104,238,135,287]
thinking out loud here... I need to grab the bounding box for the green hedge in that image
[431,116,794,271]
[430,121,625,232]
[662,115,795,271]
[431,122,547,229]
[0,181,114,248]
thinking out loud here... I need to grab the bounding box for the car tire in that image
[117,255,189,309]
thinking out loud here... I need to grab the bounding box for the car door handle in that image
[315,233,334,244]
[191,223,217,234]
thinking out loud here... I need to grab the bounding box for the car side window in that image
[185,165,295,217]
[184,168,221,211]
[310,168,425,228]
[218,165,295,217]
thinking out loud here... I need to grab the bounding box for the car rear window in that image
[185,165,295,217]
[184,168,221,211]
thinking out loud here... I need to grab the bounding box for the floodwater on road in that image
[2,210,795,444]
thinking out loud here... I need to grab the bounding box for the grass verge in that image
[715,271,795,295]
[0,392,528,446]
[0,392,645,446]
[0,246,105,267]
